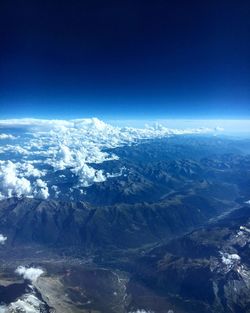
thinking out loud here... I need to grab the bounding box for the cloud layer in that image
[0,117,217,200]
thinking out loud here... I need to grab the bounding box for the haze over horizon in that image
[0,117,249,135]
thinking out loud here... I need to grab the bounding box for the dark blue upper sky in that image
[0,0,249,119]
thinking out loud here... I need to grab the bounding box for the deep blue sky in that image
[0,0,249,119]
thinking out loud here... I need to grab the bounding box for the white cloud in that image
[21,163,44,178]
[0,161,48,200]
[0,234,7,245]
[51,185,60,198]
[34,179,49,199]
[37,188,49,200]
[36,178,47,188]
[15,266,44,283]
[72,163,106,187]
[0,161,32,199]
[0,134,16,140]
[0,118,72,129]
[110,119,248,134]
[240,225,250,233]
[0,117,219,200]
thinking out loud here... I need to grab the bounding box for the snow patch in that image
[220,252,241,269]
[0,293,43,313]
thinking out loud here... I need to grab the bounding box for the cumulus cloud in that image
[0,234,7,245]
[0,161,32,199]
[0,134,16,140]
[0,161,48,200]
[21,163,44,178]
[15,266,44,283]
[35,179,49,199]
[72,164,106,187]
[0,117,219,200]
[36,179,47,188]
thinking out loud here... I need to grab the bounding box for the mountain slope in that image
[131,205,250,313]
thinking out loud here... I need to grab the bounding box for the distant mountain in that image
[0,139,249,252]
[0,194,225,251]
[131,205,250,313]
[84,154,250,206]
